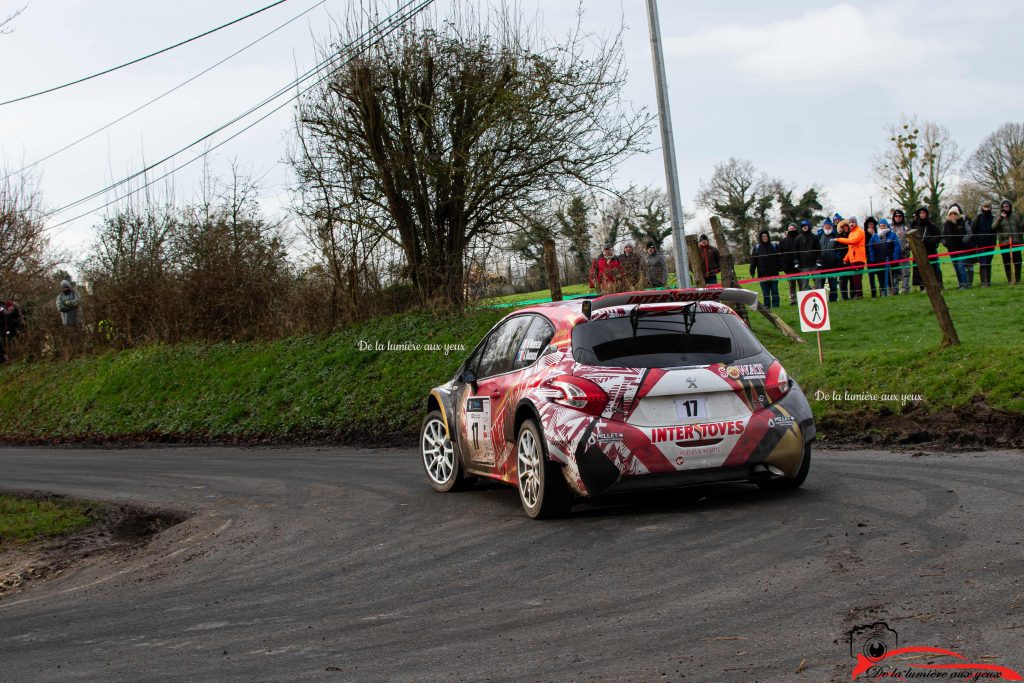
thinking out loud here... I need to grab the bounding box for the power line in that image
[0,0,291,107]
[44,0,434,232]
[6,0,327,178]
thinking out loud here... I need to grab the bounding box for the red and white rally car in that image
[421,288,815,518]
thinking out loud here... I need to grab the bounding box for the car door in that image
[458,315,534,469]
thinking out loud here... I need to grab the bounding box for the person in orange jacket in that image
[835,216,866,299]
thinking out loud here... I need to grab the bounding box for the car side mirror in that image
[460,369,478,391]
[543,344,558,355]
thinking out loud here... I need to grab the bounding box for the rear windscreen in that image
[571,311,762,368]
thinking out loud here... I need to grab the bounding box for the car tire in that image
[421,411,473,492]
[757,442,811,491]
[516,419,572,519]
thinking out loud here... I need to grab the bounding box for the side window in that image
[462,339,487,378]
[511,316,555,370]
[477,316,533,378]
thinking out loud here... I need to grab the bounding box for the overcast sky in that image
[2,0,1022,260]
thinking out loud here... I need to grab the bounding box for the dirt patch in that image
[0,491,188,599]
[0,428,417,449]
[816,397,1024,450]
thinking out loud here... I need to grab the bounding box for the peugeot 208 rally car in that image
[421,288,815,518]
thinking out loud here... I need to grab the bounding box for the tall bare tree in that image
[965,122,1024,206]
[291,3,652,306]
[0,168,51,296]
[874,116,960,216]
[1,3,27,34]
[696,158,770,259]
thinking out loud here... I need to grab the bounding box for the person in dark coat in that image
[778,223,800,304]
[942,205,972,288]
[993,199,1024,284]
[697,234,721,284]
[1,300,25,363]
[749,229,782,308]
[869,219,901,296]
[618,243,643,289]
[834,220,851,300]
[795,220,820,292]
[910,207,943,289]
[816,219,841,300]
[644,242,667,288]
[972,201,997,287]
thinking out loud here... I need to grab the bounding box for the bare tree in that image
[1,3,27,34]
[0,167,52,295]
[920,121,962,217]
[291,2,652,306]
[965,122,1024,206]
[696,158,770,259]
[874,116,960,216]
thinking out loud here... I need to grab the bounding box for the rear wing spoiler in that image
[581,288,758,319]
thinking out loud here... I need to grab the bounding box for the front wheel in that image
[421,411,473,492]
[757,442,811,491]
[516,419,572,519]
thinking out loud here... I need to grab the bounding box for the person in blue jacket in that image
[868,219,902,296]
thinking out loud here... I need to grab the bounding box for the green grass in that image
[0,262,1021,443]
[0,495,94,547]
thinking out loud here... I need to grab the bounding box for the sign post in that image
[797,288,830,364]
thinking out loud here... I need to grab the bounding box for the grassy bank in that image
[0,274,1020,446]
[0,495,94,547]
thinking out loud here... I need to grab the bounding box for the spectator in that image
[911,207,943,289]
[749,229,782,308]
[795,220,820,292]
[834,220,852,300]
[835,216,866,299]
[56,279,82,326]
[779,223,801,304]
[890,209,911,294]
[817,219,841,300]
[993,199,1023,284]
[972,201,997,287]
[942,205,972,289]
[618,243,643,289]
[588,245,621,293]
[644,242,667,288]
[870,219,901,296]
[1,300,25,363]
[697,234,721,284]
[864,217,881,297]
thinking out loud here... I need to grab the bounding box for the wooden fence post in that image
[907,229,960,347]
[709,217,748,325]
[685,235,706,288]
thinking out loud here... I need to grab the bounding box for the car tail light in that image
[764,362,790,405]
[543,374,608,416]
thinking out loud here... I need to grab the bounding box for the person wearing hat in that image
[993,199,1023,284]
[795,220,820,292]
[56,279,82,327]
[816,219,841,300]
[869,219,901,296]
[618,243,643,289]
[890,209,911,294]
[972,201,997,287]
[644,242,667,288]
[697,234,721,284]
[942,204,973,289]
[910,207,943,289]
[863,217,883,297]
[835,216,866,299]
[749,229,782,308]
[779,223,801,304]
[0,300,25,363]
[588,244,621,293]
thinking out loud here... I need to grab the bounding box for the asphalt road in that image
[1,446,1022,682]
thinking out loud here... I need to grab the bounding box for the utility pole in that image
[645,0,690,288]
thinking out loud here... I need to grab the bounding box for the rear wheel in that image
[757,442,811,491]
[516,419,572,519]
[421,411,473,492]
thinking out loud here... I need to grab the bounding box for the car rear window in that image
[571,310,762,368]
